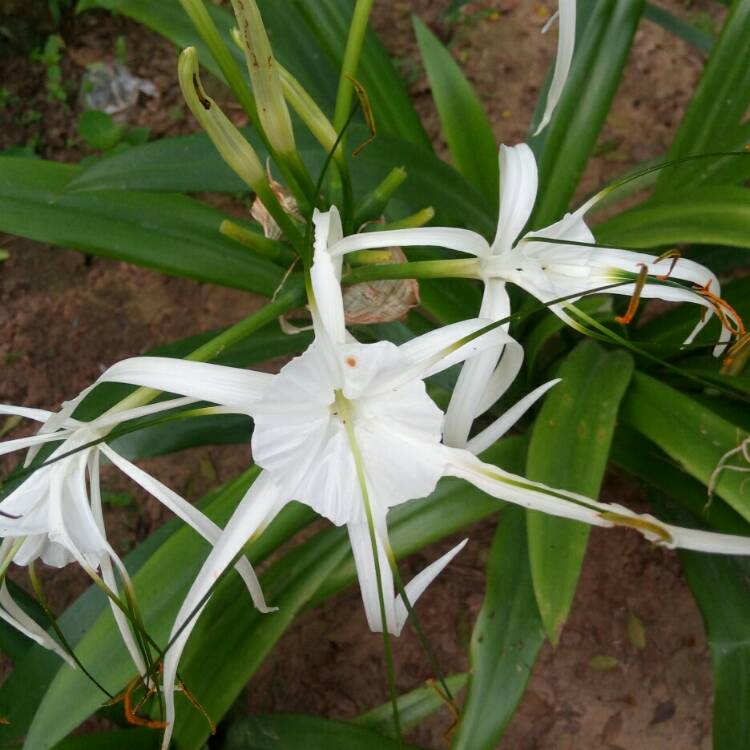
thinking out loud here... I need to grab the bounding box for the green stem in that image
[344,259,480,285]
[28,562,114,699]
[333,0,375,134]
[388,552,457,709]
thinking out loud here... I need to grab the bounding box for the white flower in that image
[328,143,739,447]
[0,385,271,674]
[77,209,750,748]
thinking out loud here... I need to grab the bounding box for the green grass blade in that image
[620,372,750,522]
[413,16,498,201]
[221,714,421,749]
[0,158,284,296]
[657,0,750,192]
[643,2,714,52]
[595,186,750,249]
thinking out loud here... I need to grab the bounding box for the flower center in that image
[331,389,357,426]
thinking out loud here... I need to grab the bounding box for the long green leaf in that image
[68,127,494,234]
[657,0,750,192]
[620,372,750,521]
[595,187,750,249]
[450,507,545,750]
[413,16,498,201]
[643,2,714,53]
[0,158,283,296]
[526,341,634,644]
[221,714,420,750]
[531,0,644,226]
[679,542,750,749]
[611,426,750,537]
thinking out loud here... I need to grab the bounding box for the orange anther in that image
[614,264,650,325]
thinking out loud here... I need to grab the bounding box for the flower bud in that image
[178,47,265,191]
[230,0,297,158]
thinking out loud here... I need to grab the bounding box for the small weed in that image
[31,35,67,103]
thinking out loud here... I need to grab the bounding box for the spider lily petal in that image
[484,143,736,351]
[329,226,491,258]
[348,514,467,635]
[160,472,284,750]
[467,378,561,455]
[0,575,75,666]
[446,448,750,555]
[534,0,576,135]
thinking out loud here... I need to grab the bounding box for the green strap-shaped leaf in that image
[531,0,644,227]
[221,714,420,749]
[620,372,750,522]
[0,158,284,296]
[643,2,714,53]
[413,16,498,202]
[353,673,467,738]
[595,187,750,249]
[611,426,750,536]
[450,507,545,750]
[656,0,750,192]
[526,341,634,644]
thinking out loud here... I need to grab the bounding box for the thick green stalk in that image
[344,258,480,285]
[334,0,375,134]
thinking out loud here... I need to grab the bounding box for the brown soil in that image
[0,1,726,747]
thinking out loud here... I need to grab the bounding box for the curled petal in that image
[492,144,539,255]
[533,0,576,135]
[0,581,75,667]
[445,447,750,554]
[443,280,514,448]
[392,318,514,391]
[311,207,347,346]
[101,445,271,611]
[161,473,283,750]
[467,378,561,455]
[348,513,467,635]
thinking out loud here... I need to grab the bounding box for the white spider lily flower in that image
[535,0,576,134]
[327,143,738,447]
[0,391,272,673]
[80,209,750,749]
